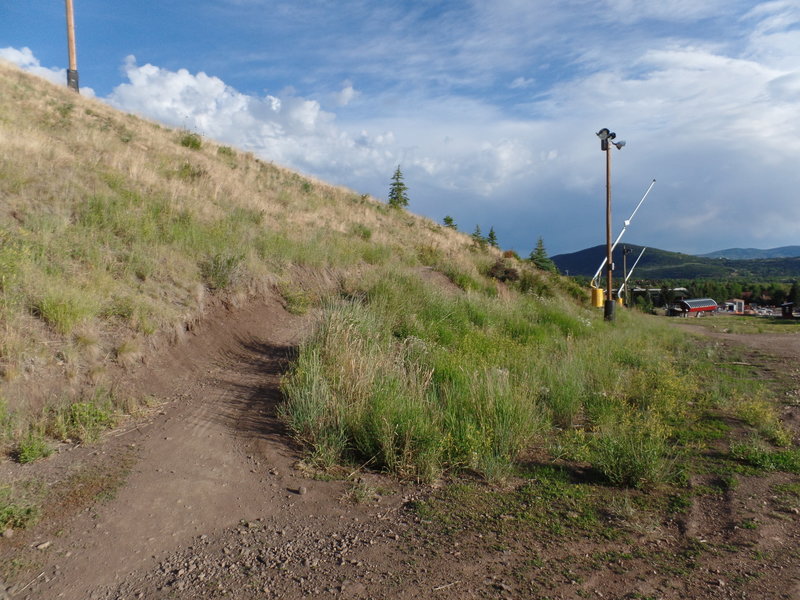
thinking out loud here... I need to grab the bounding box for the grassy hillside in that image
[552,244,800,280]
[700,246,800,259]
[0,62,791,491]
[0,61,484,426]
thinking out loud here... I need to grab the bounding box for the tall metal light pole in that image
[65,0,79,92]
[596,128,625,321]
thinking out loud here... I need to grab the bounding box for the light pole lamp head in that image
[596,128,616,151]
[613,140,626,150]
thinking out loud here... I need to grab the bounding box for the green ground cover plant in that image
[14,432,52,464]
[730,439,800,473]
[0,486,39,530]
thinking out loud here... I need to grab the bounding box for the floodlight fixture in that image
[613,140,626,149]
[597,128,620,151]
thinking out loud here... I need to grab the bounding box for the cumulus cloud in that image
[333,81,359,107]
[0,46,95,97]
[102,56,549,204]
[106,56,403,182]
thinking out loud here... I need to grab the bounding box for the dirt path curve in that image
[675,322,800,362]
[8,295,404,600]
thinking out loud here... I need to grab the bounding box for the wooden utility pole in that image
[65,0,79,92]
[605,140,613,317]
[596,127,624,321]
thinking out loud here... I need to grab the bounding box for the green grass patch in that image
[409,467,621,542]
[0,487,39,529]
[14,432,52,464]
[589,416,674,489]
[730,440,800,473]
[282,265,700,486]
[45,389,118,443]
[30,289,97,334]
[200,252,243,290]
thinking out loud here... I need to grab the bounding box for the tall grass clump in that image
[281,264,732,486]
[589,414,673,488]
[282,275,553,481]
[283,266,677,482]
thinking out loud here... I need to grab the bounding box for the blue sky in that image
[3,1,800,256]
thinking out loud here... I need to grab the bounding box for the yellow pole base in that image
[591,287,604,308]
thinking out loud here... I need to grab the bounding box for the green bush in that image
[0,487,39,529]
[15,432,52,464]
[179,131,202,150]
[350,223,372,241]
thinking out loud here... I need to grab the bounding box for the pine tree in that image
[443,215,457,229]
[788,281,800,305]
[387,165,409,209]
[529,237,557,273]
[487,227,499,248]
[471,225,487,249]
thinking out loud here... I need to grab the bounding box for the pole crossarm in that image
[589,178,656,288]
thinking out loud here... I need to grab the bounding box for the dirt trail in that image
[3,296,402,599]
[676,322,800,362]
[3,311,800,599]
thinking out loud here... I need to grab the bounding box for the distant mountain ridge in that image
[551,244,800,280]
[699,246,800,259]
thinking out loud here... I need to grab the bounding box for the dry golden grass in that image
[0,59,490,440]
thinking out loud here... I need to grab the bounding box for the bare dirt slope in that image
[3,312,800,600]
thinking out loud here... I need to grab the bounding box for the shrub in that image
[350,223,372,241]
[15,432,52,464]
[179,131,202,150]
[0,487,39,529]
[487,258,519,282]
[176,161,206,181]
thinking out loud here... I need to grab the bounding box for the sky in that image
[2,1,800,256]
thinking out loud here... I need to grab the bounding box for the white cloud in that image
[106,56,395,181]
[333,81,359,107]
[0,46,95,97]
[602,0,732,23]
[510,77,534,89]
